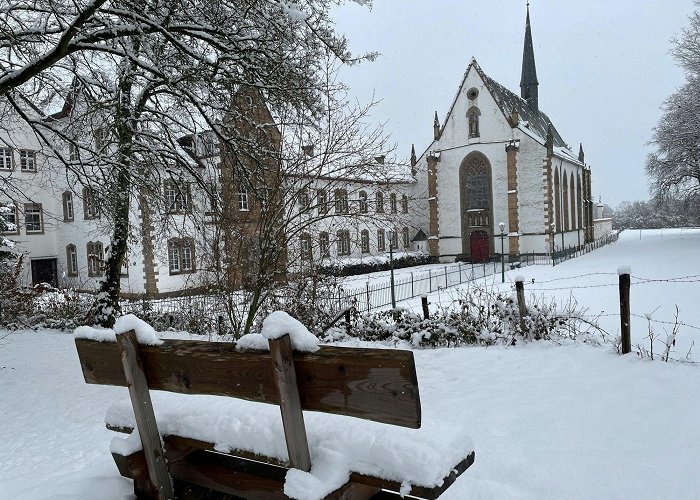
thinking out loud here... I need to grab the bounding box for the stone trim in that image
[505,143,520,255]
[427,154,440,259]
[139,193,159,296]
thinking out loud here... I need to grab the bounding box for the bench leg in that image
[112,451,158,499]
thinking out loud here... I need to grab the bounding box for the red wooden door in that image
[470,231,489,263]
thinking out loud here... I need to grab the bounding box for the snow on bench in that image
[74,313,475,499]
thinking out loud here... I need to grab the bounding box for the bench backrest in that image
[75,336,421,428]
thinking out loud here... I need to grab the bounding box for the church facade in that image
[412,8,595,263]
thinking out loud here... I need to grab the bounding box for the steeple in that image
[520,2,539,112]
[433,111,440,141]
[578,143,585,163]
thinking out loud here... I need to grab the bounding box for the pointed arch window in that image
[554,167,561,233]
[576,173,583,229]
[569,173,576,230]
[562,170,570,231]
[467,106,481,138]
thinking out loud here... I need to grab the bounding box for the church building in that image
[412,6,595,263]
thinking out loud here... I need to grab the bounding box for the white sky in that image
[331,0,693,207]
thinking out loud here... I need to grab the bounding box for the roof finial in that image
[433,111,440,141]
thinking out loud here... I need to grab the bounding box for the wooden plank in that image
[76,338,421,428]
[349,451,475,500]
[269,334,311,472]
[109,425,289,468]
[116,331,175,500]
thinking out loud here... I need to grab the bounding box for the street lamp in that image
[388,230,396,309]
[498,221,505,283]
[550,222,556,266]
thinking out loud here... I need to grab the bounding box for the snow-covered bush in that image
[324,285,599,348]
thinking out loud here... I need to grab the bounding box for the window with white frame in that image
[19,150,36,172]
[359,191,368,213]
[83,187,99,219]
[298,189,309,210]
[87,241,104,277]
[375,192,384,213]
[164,181,190,212]
[401,194,409,214]
[168,238,196,275]
[319,232,330,258]
[402,227,410,248]
[336,229,350,255]
[69,143,79,161]
[334,189,348,214]
[389,193,397,213]
[390,228,398,249]
[62,192,74,221]
[0,203,18,234]
[300,233,312,260]
[238,186,249,211]
[0,148,12,170]
[317,189,328,215]
[24,203,42,233]
[377,228,385,252]
[360,229,370,253]
[66,244,78,276]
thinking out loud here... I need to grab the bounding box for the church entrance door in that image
[470,231,489,263]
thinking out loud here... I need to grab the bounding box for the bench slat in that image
[75,338,421,428]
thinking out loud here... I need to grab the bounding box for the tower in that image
[520,3,539,112]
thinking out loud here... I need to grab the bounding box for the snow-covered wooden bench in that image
[74,314,475,500]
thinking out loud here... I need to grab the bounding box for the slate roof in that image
[477,67,568,149]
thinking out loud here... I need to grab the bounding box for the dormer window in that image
[467,106,481,138]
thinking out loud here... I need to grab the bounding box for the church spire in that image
[520,2,539,112]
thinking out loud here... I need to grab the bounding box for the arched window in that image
[83,187,99,220]
[563,170,570,231]
[358,191,368,213]
[377,229,386,251]
[554,167,561,233]
[86,241,104,277]
[467,106,481,138]
[389,228,398,249]
[360,229,370,253]
[401,194,408,214]
[334,189,348,214]
[402,227,410,248]
[62,192,74,221]
[570,173,576,230]
[336,230,350,255]
[319,232,330,258]
[300,233,312,260]
[375,191,384,213]
[389,193,397,213]
[577,173,583,229]
[66,244,78,276]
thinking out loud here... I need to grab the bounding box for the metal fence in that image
[119,231,621,322]
[334,231,621,313]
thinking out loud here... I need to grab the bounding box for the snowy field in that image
[0,228,699,499]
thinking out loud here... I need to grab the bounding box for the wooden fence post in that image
[421,295,430,320]
[444,265,448,287]
[428,269,432,292]
[410,272,414,297]
[619,269,631,354]
[458,262,462,283]
[345,308,351,337]
[115,331,174,500]
[515,278,528,338]
[268,334,312,472]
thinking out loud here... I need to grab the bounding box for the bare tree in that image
[198,64,418,336]
[646,2,700,207]
[0,0,376,327]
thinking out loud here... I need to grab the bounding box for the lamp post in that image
[550,222,556,266]
[388,230,396,309]
[498,221,505,283]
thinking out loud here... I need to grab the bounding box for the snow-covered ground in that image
[0,228,698,499]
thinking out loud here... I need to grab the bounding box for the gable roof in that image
[419,58,572,163]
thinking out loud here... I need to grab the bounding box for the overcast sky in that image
[331,0,693,207]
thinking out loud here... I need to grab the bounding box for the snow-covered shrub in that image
[324,285,599,348]
[319,252,431,277]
